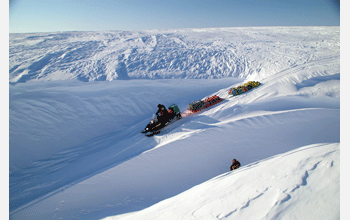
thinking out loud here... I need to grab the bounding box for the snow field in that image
[10,67,339,219]
[9,26,340,220]
[9,27,339,83]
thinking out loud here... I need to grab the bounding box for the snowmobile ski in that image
[145,130,161,137]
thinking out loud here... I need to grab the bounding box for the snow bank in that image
[105,143,339,220]
[10,78,242,170]
[9,78,242,215]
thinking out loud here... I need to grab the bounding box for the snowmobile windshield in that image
[151,114,158,123]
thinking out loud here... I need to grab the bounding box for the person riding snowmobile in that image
[230,159,241,171]
[156,104,168,116]
[141,103,182,136]
[156,104,170,125]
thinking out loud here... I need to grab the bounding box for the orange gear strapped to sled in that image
[188,95,223,113]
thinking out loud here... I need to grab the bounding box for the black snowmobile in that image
[141,104,182,137]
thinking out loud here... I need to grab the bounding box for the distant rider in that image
[230,159,241,171]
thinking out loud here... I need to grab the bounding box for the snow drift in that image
[9,26,339,220]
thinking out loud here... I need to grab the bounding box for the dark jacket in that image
[230,160,241,171]
[156,104,168,116]
[156,104,169,123]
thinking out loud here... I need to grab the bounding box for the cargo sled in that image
[228,81,260,97]
[188,95,223,113]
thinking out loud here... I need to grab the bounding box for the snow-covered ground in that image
[104,143,339,220]
[9,27,339,83]
[9,27,340,220]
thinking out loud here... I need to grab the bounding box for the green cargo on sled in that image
[168,104,180,114]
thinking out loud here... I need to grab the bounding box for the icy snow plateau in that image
[9,26,339,84]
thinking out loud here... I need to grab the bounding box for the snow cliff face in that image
[9,27,339,83]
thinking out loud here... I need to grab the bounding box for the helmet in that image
[232,159,236,162]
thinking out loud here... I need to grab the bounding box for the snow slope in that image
[10,78,242,170]
[9,27,339,220]
[104,143,339,220]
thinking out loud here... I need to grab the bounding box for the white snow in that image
[9,26,340,220]
[9,27,339,83]
[103,143,339,220]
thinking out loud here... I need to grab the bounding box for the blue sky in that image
[9,0,340,33]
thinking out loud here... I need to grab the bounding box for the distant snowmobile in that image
[141,104,182,137]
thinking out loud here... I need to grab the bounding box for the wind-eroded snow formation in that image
[9,26,339,220]
[9,27,339,83]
